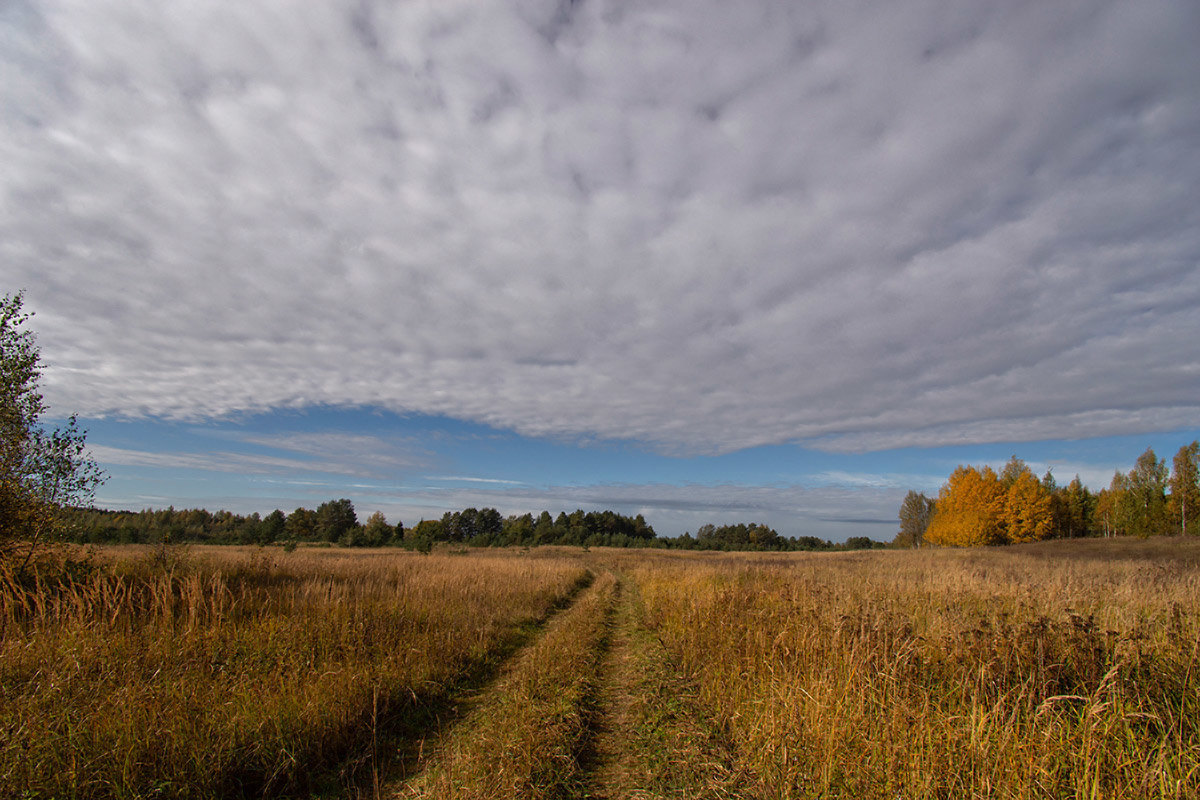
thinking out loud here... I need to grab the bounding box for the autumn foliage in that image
[913,442,1199,547]
[1001,468,1054,543]
[925,458,1053,547]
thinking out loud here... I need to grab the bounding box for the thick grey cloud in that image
[4,0,1199,453]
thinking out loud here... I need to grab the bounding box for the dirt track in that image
[383,567,757,800]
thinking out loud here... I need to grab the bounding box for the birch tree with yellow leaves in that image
[925,458,1053,546]
[1000,468,1054,543]
[924,465,1005,546]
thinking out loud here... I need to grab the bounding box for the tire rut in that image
[343,570,597,797]
[378,570,615,799]
[375,567,756,800]
[577,575,638,798]
[578,571,759,800]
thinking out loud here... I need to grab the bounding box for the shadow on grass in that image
[212,570,596,800]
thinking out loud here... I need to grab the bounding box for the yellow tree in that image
[925,465,1005,546]
[1001,468,1053,543]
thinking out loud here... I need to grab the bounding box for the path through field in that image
[580,573,754,799]
[384,567,757,799]
[576,575,635,799]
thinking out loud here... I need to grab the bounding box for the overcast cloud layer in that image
[5,0,1199,455]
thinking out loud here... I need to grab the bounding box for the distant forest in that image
[896,441,1200,547]
[62,440,1198,554]
[60,503,885,552]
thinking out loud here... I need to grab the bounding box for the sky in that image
[3,0,1199,541]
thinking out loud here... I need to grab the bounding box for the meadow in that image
[2,539,1197,799]
[0,546,589,798]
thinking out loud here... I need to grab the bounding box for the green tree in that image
[285,507,317,542]
[1168,441,1199,536]
[1,292,104,570]
[692,522,784,551]
[502,513,534,545]
[477,507,503,539]
[844,536,881,550]
[1059,476,1095,538]
[315,498,357,542]
[895,490,935,548]
[237,512,263,544]
[533,511,555,545]
[361,510,393,547]
[1096,472,1131,537]
[405,519,442,552]
[261,509,286,544]
[1126,448,1169,537]
[631,513,654,539]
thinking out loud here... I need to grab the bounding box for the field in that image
[2,539,1198,799]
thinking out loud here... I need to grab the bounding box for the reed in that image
[0,545,588,799]
[5,540,1196,799]
[634,540,1200,799]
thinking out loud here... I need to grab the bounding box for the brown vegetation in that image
[2,539,1197,799]
[0,545,587,798]
[636,539,1200,798]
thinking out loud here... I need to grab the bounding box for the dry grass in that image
[5,539,1197,799]
[581,568,754,800]
[0,545,588,799]
[396,569,618,799]
[633,539,1200,799]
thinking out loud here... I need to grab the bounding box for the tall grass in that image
[0,546,588,799]
[635,541,1200,799]
[398,570,617,799]
[6,540,1197,799]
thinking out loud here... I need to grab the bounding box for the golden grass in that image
[396,569,617,799]
[633,540,1200,799]
[582,568,755,799]
[0,545,588,799]
[5,539,1197,799]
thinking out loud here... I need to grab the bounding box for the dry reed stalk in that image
[632,540,1200,799]
[0,547,588,799]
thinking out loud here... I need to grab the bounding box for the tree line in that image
[61,503,659,550]
[60,503,887,552]
[62,500,377,547]
[668,523,882,552]
[896,442,1200,547]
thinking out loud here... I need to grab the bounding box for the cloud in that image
[4,0,1199,454]
[805,470,933,490]
[807,407,1200,454]
[87,444,317,474]
[89,428,429,479]
[234,431,432,474]
[425,475,527,485]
